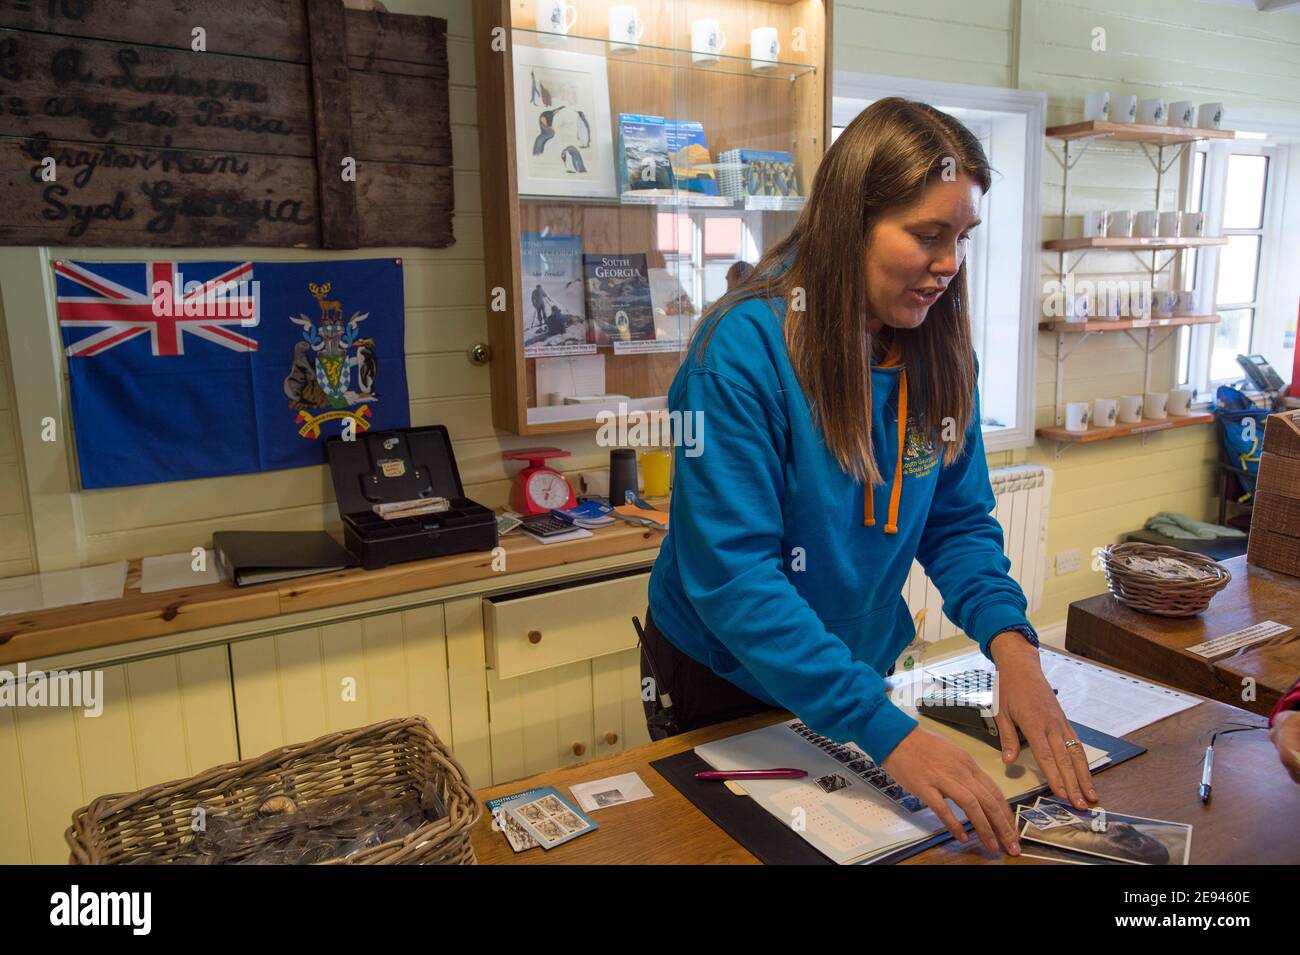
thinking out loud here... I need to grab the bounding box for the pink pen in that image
[695,768,807,781]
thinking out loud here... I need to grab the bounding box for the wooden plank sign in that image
[0,0,452,248]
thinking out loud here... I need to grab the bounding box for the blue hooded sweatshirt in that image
[647,289,1033,764]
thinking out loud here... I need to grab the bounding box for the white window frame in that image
[832,71,1045,454]
[1185,140,1289,396]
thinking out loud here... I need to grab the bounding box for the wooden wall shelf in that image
[1047,120,1236,146]
[1040,314,1221,333]
[1037,412,1214,447]
[1044,236,1227,252]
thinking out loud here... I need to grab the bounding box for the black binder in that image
[212,530,359,587]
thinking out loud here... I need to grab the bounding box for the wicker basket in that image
[67,716,482,865]
[1100,542,1232,617]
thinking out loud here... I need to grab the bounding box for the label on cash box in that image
[379,458,406,478]
[1186,620,1291,659]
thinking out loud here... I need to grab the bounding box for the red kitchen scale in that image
[505,447,578,515]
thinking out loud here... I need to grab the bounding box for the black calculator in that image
[520,513,573,538]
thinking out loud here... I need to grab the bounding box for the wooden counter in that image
[1066,556,1300,716]
[0,521,665,666]
[470,667,1298,865]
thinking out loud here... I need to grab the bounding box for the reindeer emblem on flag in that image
[284,280,381,438]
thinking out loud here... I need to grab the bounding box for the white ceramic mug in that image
[1069,291,1091,322]
[1138,98,1167,125]
[1168,388,1194,416]
[537,0,577,36]
[1094,398,1119,428]
[1169,101,1195,127]
[1066,402,1091,432]
[750,26,779,70]
[1108,209,1135,238]
[1135,210,1159,237]
[1084,91,1111,122]
[609,5,645,51]
[1158,211,1182,237]
[1144,392,1169,420]
[1082,210,1108,238]
[1198,102,1225,129]
[1153,288,1178,317]
[691,18,726,64]
[1096,286,1125,320]
[1114,95,1138,123]
[1119,394,1144,423]
[1180,211,1205,237]
[1131,284,1152,319]
[1177,288,1202,315]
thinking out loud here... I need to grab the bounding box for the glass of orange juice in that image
[640,448,672,498]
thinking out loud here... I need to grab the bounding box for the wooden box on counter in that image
[1248,411,1300,577]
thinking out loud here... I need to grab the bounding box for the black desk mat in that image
[650,720,1145,865]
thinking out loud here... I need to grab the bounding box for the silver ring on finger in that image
[1064,738,1081,749]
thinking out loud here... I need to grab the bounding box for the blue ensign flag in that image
[55,258,409,489]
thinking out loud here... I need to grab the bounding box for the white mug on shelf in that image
[1177,288,1202,315]
[1168,388,1195,416]
[1181,211,1205,237]
[1131,285,1152,320]
[1084,91,1111,122]
[1138,98,1167,125]
[1114,94,1138,123]
[1065,402,1091,433]
[1107,209,1135,237]
[1118,394,1144,423]
[1158,211,1182,237]
[1198,102,1225,129]
[1169,101,1196,127]
[1094,398,1119,429]
[1153,288,1178,317]
[609,5,645,52]
[1135,210,1159,237]
[1143,392,1169,420]
[1082,210,1108,238]
[691,18,727,64]
[750,26,779,71]
[537,0,577,37]
[1097,287,1125,320]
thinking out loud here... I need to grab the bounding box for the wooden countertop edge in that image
[0,522,665,666]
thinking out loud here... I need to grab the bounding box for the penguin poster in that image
[513,45,616,198]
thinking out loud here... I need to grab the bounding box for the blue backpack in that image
[1214,385,1270,498]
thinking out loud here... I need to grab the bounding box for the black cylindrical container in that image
[609,448,638,506]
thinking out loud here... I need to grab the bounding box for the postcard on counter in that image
[503,786,598,850]
[569,772,653,812]
[1019,798,1191,865]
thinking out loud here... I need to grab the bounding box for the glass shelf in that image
[513,27,819,82]
[519,191,806,211]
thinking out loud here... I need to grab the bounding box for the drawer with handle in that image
[484,572,648,679]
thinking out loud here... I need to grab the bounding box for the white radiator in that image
[904,464,1053,644]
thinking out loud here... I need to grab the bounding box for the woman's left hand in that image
[989,631,1099,810]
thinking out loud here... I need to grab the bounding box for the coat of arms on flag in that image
[55,258,408,489]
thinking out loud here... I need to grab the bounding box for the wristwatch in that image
[996,623,1040,650]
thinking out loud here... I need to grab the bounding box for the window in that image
[833,74,1046,452]
[1182,141,1293,396]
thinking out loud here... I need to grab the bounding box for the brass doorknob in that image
[572,742,586,756]
[604,732,618,745]
[527,629,542,644]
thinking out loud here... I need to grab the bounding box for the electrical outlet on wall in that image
[1055,549,1081,576]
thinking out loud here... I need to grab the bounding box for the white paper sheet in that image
[919,647,1200,739]
[138,549,223,593]
[0,561,127,616]
[569,772,654,812]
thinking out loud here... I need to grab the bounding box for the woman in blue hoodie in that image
[642,98,1096,857]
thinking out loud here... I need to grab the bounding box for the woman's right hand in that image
[882,725,1021,855]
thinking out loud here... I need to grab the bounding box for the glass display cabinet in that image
[474,0,832,434]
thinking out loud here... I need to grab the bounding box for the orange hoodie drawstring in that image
[862,367,907,535]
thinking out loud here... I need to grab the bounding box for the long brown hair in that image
[693,97,991,486]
